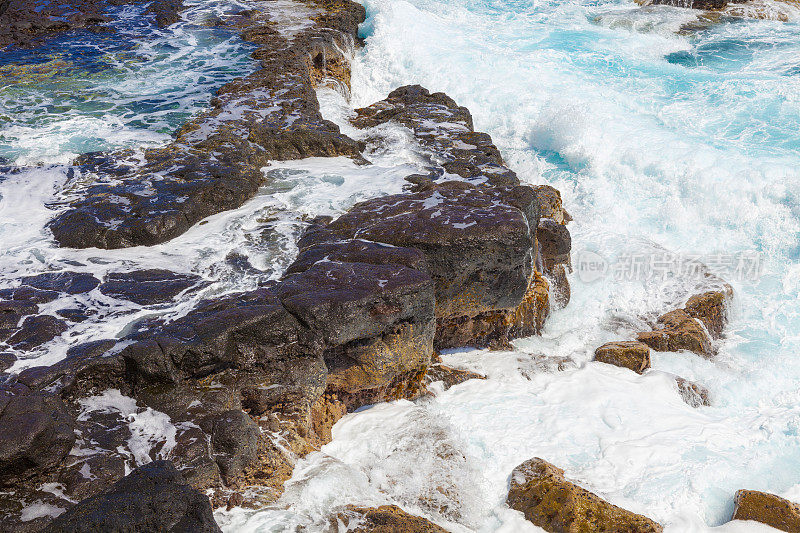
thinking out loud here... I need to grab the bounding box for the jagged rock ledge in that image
[0,8,573,525]
[45,0,366,249]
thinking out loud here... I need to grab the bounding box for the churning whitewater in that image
[1,0,799,530]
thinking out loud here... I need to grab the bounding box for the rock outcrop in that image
[731,490,800,532]
[507,458,663,532]
[47,0,365,249]
[0,0,572,527]
[43,460,221,533]
[594,341,651,374]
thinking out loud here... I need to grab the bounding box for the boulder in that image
[210,410,259,487]
[684,288,731,339]
[334,505,448,533]
[324,182,533,320]
[0,387,76,486]
[594,341,651,374]
[731,490,800,532]
[637,309,713,357]
[506,458,663,532]
[21,272,100,295]
[43,460,222,533]
[0,352,14,373]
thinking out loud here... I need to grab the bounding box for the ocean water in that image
[2,0,800,531]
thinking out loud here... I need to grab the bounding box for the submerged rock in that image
[731,490,800,532]
[675,376,711,407]
[43,460,221,533]
[594,341,651,374]
[333,505,448,533]
[507,458,663,533]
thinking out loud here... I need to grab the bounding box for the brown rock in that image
[675,377,711,408]
[594,341,651,374]
[684,287,732,339]
[732,490,800,532]
[434,270,549,351]
[334,505,448,533]
[637,309,713,357]
[506,458,663,533]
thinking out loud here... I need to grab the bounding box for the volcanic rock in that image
[637,309,713,357]
[334,505,448,533]
[98,269,205,305]
[0,387,76,487]
[594,341,651,374]
[731,490,800,532]
[43,460,221,533]
[506,458,663,532]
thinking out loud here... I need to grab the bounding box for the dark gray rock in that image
[0,387,76,487]
[324,182,532,319]
[210,410,259,486]
[7,315,69,351]
[21,272,100,295]
[99,269,205,305]
[43,460,222,533]
[277,261,435,347]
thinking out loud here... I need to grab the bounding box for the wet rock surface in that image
[731,489,800,532]
[675,376,711,407]
[98,269,205,305]
[594,341,651,374]
[637,308,714,357]
[507,458,663,532]
[47,0,365,249]
[0,0,185,50]
[0,1,577,526]
[333,505,449,532]
[43,460,222,533]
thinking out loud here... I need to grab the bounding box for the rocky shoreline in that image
[0,0,795,532]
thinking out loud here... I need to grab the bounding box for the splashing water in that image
[219,0,800,531]
[2,0,800,530]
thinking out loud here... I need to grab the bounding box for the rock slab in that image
[506,458,663,533]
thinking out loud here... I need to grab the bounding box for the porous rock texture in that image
[507,458,663,532]
[0,1,574,529]
[594,341,651,374]
[43,460,221,533]
[731,489,800,532]
[332,505,449,533]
